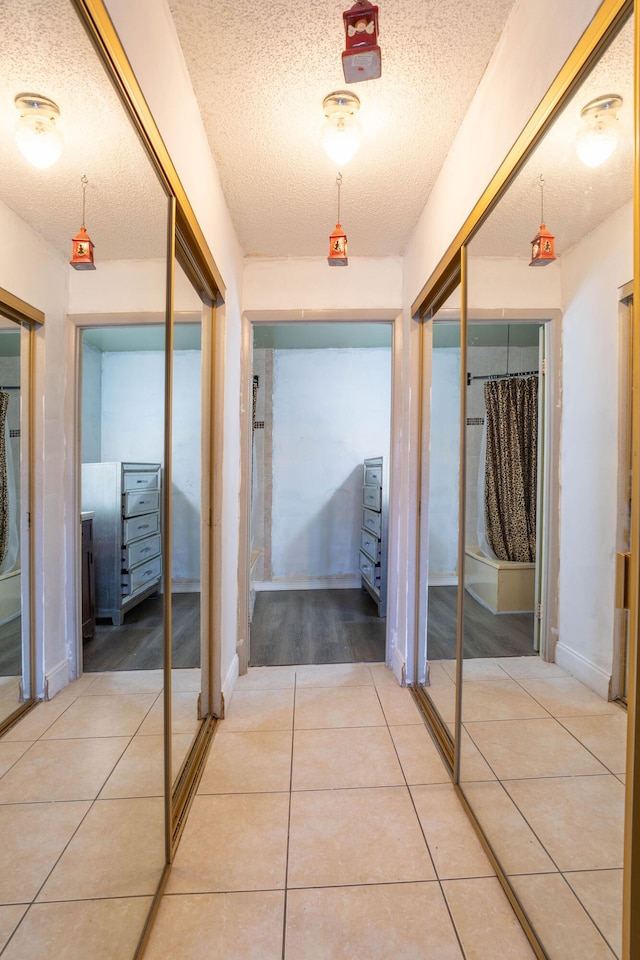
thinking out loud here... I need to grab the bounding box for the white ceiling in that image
[0,0,633,271]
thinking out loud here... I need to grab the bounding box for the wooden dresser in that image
[359,456,388,617]
[81,462,162,625]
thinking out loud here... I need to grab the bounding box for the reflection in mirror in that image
[459,13,632,959]
[0,314,31,731]
[419,296,462,744]
[170,263,206,784]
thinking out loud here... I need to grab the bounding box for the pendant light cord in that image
[539,174,545,224]
[81,174,88,228]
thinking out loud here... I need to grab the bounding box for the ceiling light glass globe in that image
[576,114,619,168]
[15,114,63,169]
[322,115,362,165]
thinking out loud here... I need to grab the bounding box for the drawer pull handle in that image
[138,524,150,531]
[141,547,152,555]
[143,570,153,578]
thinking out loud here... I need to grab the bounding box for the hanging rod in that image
[467,370,538,386]
[0,385,19,391]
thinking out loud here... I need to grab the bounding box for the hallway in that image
[144,662,535,959]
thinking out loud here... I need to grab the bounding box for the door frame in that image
[237,309,403,675]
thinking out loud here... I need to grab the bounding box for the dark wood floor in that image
[250,588,386,667]
[83,593,200,672]
[427,585,535,660]
[0,618,21,676]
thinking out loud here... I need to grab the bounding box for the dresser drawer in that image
[123,489,160,518]
[124,533,161,568]
[362,484,382,511]
[364,463,382,486]
[123,470,160,493]
[362,507,381,538]
[122,555,162,596]
[360,529,381,563]
[123,511,160,544]
[359,551,380,588]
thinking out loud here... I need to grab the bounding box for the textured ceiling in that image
[168,0,518,258]
[0,1,633,271]
[0,0,168,261]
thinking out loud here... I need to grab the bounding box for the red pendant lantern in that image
[328,173,348,266]
[70,175,96,270]
[529,175,556,267]
[529,223,556,267]
[328,224,348,266]
[342,0,381,84]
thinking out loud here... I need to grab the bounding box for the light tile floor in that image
[0,668,200,959]
[144,662,537,960]
[428,656,626,959]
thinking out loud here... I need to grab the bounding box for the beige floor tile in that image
[2,699,73,742]
[376,683,423,724]
[389,723,450,784]
[144,891,285,960]
[171,668,202,693]
[292,726,404,790]
[80,669,163,696]
[559,714,627,775]
[443,877,538,959]
[368,662,400,687]
[457,726,498,782]
[464,718,608,780]
[460,781,556,874]
[565,869,622,958]
[0,676,20,700]
[426,660,456,686]
[50,673,99,700]
[37,797,165,900]
[222,689,295,732]
[518,678,624,718]
[138,690,200,736]
[295,663,374,687]
[0,737,129,803]
[40,694,158,740]
[294,686,385,729]
[285,882,464,960]
[99,732,194,798]
[458,680,550,722]
[0,741,31,777]
[0,800,90,902]
[459,659,511,680]
[1,898,153,960]
[510,873,617,960]
[504,775,625,871]
[0,905,28,951]
[198,729,292,793]
[494,657,568,679]
[287,786,435,888]
[411,783,494,879]
[236,666,296,690]
[167,793,290,893]
[426,682,457,723]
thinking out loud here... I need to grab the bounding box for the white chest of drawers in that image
[359,456,387,617]
[81,462,162,625]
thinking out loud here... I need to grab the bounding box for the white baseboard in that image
[45,659,70,701]
[171,579,201,594]
[428,575,458,587]
[391,644,406,685]
[252,577,362,592]
[221,653,240,717]
[555,642,612,700]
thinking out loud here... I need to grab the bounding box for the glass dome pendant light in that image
[576,94,623,168]
[321,91,362,165]
[14,93,63,169]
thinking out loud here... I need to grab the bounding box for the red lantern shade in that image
[529,223,556,267]
[328,224,348,266]
[342,0,381,83]
[70,226,96,270]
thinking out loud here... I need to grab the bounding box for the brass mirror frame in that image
[0,287,41,737]
[66,2,224,950]
[411,0,639,956]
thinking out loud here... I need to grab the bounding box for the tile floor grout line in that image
[556,868,620,959]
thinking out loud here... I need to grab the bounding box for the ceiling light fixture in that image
[322,91,361,165]
[576,94,623,168]
[14,93,63,169]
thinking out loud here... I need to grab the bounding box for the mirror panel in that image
[418,286,462,750]
[0,313,32,731]
[460,12,633,957]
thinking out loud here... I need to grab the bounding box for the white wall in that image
[81,341,102,463]
[556,200,633,695]
[268,347,391,586]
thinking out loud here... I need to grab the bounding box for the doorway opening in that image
[248,322,393,668]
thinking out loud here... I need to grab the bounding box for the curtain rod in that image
[467,369,538,386]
